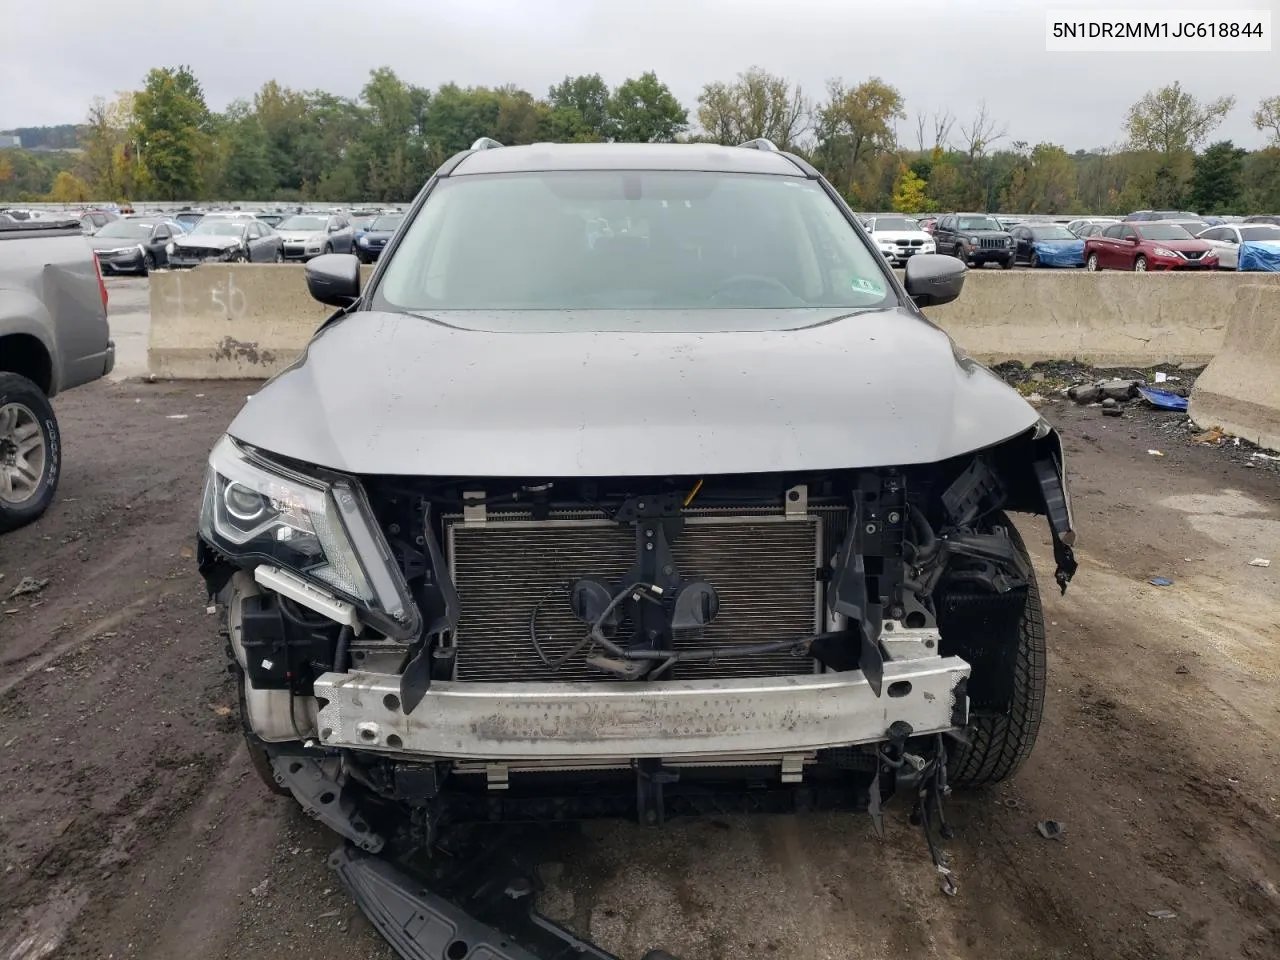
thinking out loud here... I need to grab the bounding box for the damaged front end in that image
[197,416,1074,845]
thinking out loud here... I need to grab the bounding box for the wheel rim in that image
[275,251,284,263]
[1135,258,1146,272]
[1087,255,1097,271]
[0,402,46,505]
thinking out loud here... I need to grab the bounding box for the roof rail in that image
[470,137,504,151]
[738,138,780,152]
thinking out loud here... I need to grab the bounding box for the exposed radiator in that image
[445,511,827,682]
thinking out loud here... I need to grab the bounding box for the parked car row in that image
[44,203,410,276]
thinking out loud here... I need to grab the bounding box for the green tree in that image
[547,74,610,140]
[696,67,809,149]
[1188,140,1247,213]
[607,72,687,142]
[132,66,211,199]
[1124,82,1235,153]
[813,78,905,203]
[890,163,929,213]
[1001,143,1077,213]
[1252,95,1280,146]
[48,171,91,202]
[1241,148,1280,212]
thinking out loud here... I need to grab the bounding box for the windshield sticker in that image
[851,276,885,295]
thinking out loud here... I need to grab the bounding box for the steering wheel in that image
[710,273,797,305]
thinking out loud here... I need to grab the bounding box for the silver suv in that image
[197,140,1077,905]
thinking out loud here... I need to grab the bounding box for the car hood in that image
[88,236,143,251]
[227,308,1040,478]
[361,230,396,241]
[1144,238,1211,252]
[174,234,241,249]
[279,231,325,242]
[870,231,934,243]
[957,229,1009,237]
[1033,238,1085,249]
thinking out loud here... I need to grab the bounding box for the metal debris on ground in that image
[1248,558,1272,568]
[1147,449,1164,456]
[1147,909,1178,920]
[7,577,49,600]
[1252,452,1280,462]
[166,414,189,420]
[1036,819,1065,840]
[1149,577,1174,587]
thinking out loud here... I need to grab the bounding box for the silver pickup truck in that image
[0,217,113,531]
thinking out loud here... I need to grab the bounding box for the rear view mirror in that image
[305,253,361,307]
[904,254,966,308]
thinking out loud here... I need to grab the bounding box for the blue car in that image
[1011,223,1086,267]
[355,213,405,263]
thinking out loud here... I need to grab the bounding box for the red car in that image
[1083,221,1218,272]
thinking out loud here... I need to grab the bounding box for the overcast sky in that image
[5,0,1276,150]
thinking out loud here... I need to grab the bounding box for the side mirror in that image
[1125,236,1139,244]
[305,253,361,307]
[904,253,966,308]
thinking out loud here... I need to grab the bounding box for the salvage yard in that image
[1,365,1277,960]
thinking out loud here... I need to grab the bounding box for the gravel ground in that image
[0,379,1277,960]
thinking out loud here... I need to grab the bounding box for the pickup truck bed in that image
[1,217,113,530]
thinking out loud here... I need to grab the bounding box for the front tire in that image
[0,373,61,533]
[1134,255,1147,272]
[1086,253,1100,271]
[943,517,1046,788]
[1000,255,1014,270]
[1029,252,1040,268]
[142,250,155,275]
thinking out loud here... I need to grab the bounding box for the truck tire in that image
[944,517,1046,788]
[0,372,61,533]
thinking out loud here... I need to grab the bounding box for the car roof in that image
[448,142,807,177]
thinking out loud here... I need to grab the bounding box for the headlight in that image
[967,236,979,244]
[199,435,417,629]
[1153,247,1177,257]
[1004,237,1013,246]
[358,236,369,246]
[165,242,175,254]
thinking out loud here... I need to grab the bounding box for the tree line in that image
[2,65,1278,216]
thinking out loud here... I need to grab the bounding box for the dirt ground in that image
[1,379,1277,960]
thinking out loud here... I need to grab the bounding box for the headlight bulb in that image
[224,481,268,522]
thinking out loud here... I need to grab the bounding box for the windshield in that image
[95,220,155,240]
[1030,226,1076,240]
[375,171,893,312]
[189,221,247,237]
[278,216,327,231]
[1137,224,1193,241]
[370,215,404,232]
[870,216,918,232]
[957,216,1001,231]
[1240,226,1280,241]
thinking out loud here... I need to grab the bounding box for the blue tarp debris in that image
[1238,241,1280,272]
[1137,386,1189,411]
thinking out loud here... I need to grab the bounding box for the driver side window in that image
[1120,225,1138,241]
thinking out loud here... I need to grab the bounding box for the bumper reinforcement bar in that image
[314,657,970,761]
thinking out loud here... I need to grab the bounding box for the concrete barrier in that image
[147,264,372,379]
[147,264,1280,379]
[1189,284,1280,452]
[922,271,1280,367]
